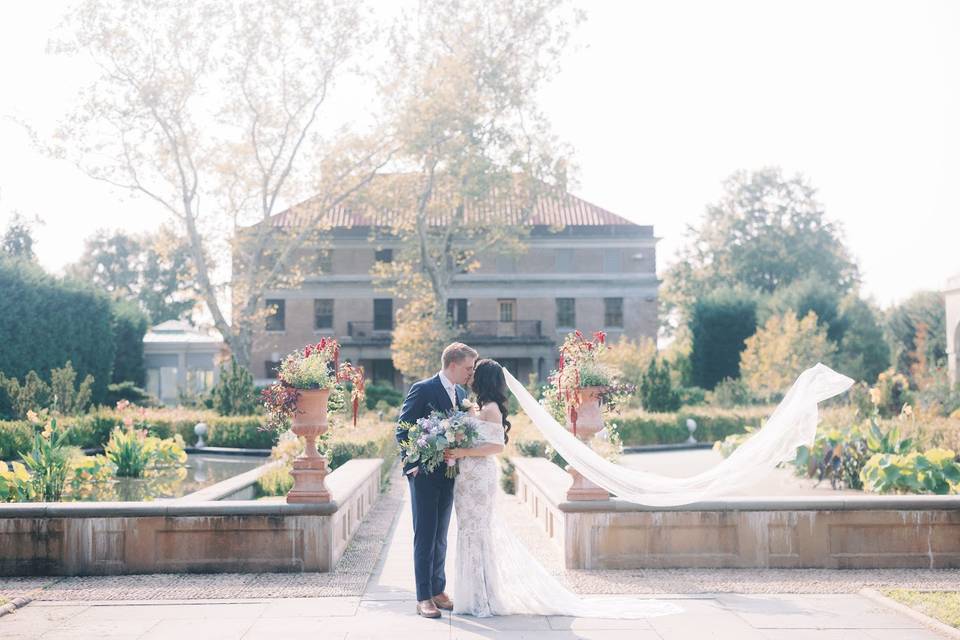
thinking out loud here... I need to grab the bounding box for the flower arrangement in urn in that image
[544,330,633,501]
[259,338,365,503]
[260,338,366,431]
[545,330,633,438]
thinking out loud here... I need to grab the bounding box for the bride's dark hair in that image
[470,358,511,444]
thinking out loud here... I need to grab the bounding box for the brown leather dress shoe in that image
[417,599,441,618]
[432,592,453,611]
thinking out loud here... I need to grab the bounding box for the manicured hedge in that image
[689,289,758,390]
[0,259,116,404]
[611,406,773,447]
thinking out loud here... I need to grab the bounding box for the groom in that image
[396,342,478,618]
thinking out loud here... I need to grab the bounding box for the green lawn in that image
[883,590,960,629]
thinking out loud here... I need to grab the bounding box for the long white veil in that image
[503,362,854,507]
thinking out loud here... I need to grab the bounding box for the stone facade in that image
[947,272,960,385]
[240,194,659,386]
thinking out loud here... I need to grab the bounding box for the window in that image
[604,297,624,328]
[373,298,393,331]
[314,299,334,330]
[602,251,621,273]
[375,248,393,263]
[315,250,333,274]
[265,299,285,331]
[499,299,515,323]
[447,298,468,326]
[556,298,575,328]
[371,359,396,386]
[264,361,281,379]
[554,248,573,271]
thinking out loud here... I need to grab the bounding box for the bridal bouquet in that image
[400,410,477,478]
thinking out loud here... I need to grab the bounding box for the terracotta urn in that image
[286,387,332,503]
[564,386,610,502]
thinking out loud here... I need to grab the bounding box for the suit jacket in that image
[396,374,466,475]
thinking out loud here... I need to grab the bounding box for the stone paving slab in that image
[0,594,943,640]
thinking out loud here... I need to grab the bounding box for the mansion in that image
[239,186,660,387]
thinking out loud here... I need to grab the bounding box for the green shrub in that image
[860,448,960,494]
[677,386,707,406]
[105,382,156,407]
[48,361,94,415]
[708,377,754,408]
[0,370,51,420]
[210,357,258,416]
[0,421,32,460]
[639,358,681,412]
[364,383,403,410]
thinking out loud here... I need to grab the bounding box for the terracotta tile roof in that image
[266,175,637,228]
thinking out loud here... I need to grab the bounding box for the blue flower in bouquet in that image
[399,410,478,478]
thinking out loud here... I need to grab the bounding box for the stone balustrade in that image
[0,458,383,576]
[512,456,960,570]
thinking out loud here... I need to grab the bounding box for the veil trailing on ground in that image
[503,363,854,507]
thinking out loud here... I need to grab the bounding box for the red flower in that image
[594,331,606,345]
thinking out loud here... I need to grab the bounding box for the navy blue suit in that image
[396,374,464,602]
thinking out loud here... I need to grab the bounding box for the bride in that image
[442,357,854,618]
[443,358,680,618]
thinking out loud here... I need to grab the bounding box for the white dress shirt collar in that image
[438,370,457,403]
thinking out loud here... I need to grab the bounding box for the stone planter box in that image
[0,458,382,576]
[512,456,960,570]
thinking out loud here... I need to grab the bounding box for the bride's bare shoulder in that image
[477,402,503,423]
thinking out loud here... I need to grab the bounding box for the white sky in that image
[1,0,958,309]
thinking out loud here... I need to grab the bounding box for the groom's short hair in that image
[442,342,478,368]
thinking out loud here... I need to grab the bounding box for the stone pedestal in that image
[564,386,610,502]
[565,465,610,501]
[288,455,332,503]
[287,388,332,504]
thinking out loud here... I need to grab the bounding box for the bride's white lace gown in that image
[452,417,680,619]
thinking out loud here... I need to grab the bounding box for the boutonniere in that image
[459,397,477,412]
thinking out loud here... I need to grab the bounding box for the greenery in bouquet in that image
[547,330,635,429]
[399,410,477,478]
[260,338,366,431]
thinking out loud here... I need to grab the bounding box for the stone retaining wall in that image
[0,458,382,576]
[512,457,960,570]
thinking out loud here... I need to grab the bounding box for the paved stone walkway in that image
[0,478,952,639]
